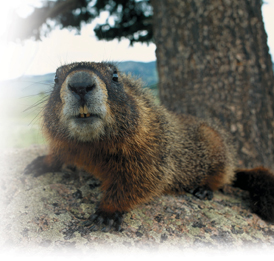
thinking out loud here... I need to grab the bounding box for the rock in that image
[0,146,274,254]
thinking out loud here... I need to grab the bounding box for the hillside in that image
[0,61,158,98]
[116,61,158,86]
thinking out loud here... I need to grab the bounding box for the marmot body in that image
[25,61,274,230]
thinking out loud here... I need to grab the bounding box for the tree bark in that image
[151,0,274,169]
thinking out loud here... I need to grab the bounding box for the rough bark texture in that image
[151,0,274,169]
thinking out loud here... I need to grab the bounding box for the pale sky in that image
[0,0,273,81]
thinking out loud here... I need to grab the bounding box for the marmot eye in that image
[112,71,118,82]
[54,75,59,84]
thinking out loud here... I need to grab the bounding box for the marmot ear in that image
[112,71,118,82]
[54,74,59,84]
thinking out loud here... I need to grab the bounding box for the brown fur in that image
[27,61,274,222]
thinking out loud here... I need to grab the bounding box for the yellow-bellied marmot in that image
[24,61,274,231]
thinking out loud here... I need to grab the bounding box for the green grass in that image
[0,94,48,149]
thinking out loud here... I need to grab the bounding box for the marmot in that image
[24,61,274,231]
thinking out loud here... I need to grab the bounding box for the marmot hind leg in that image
[200,123,236,188]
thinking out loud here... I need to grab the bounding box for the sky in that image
[0,0,273,81]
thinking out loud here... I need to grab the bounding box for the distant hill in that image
[0,61,158,98]
[0,73,54,99]
[116,61,158,86]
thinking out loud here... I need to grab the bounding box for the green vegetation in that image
[11,0,153,45]
[0,94,48,149]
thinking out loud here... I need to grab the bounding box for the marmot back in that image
[25,61,274,231]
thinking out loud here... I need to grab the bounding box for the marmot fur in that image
[25,61,274,231]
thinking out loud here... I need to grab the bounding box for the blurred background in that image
[0,0,273,170]
[0,0,158,150]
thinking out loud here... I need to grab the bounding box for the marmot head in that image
[44,62,140,142]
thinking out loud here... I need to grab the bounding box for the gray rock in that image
[1,146,274,254]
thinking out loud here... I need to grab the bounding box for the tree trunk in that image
[151,0,274,169]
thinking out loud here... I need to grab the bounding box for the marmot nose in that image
[68,84,95,96]
[68,83,95,105]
